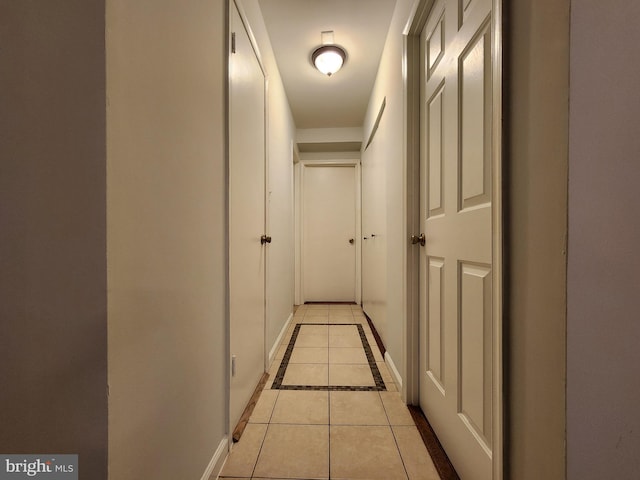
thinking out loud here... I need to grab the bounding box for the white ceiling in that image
[258,0,397,129]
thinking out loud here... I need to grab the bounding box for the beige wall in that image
[106,1,228,478]
[0,1,108,478]
[568,1,640,478]
[507,0,570,478]
[361,0,415,384]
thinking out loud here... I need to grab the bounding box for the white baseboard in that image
[385,351,403,389]
[200,436,228,480]
[268,312,294,366]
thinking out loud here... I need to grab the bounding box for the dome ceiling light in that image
[311,31,347,77]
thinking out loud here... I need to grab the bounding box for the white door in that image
[303,165,356,302]
[418,0,498,478]
[229,1,266,432]
[361,135,387,326]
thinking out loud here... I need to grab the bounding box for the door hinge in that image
[231,32,236,54]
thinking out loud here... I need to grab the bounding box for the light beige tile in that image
[285,324,296,337]
[393,426,441,480]
[289,347,328,364]
[329,347,368,364]
[365,333,378,345]
[273,344,287,361]
[271,390,329,424]
[330,304,354,310]
[380,392,416,426]
[253,424,329,479]
[329,364,375,386]
[330,335,363,347]
[264,362,281,389]
[295,333,328,347]
[329,311,355,318]
[370,345,384,361]
[377,361,396,385]
[330,425,407,479]
[386,381,399,392]
[307,305,329,311]
[329,324,358,336]
[302,316,330,324]
[249,389,279,424]
[219,423,267,478]
[298,324,329,335]
[329,318,355,325]
[282,364,328,386]
[270,358,284,373]
[306,309,329,314]
[330,391,389,425]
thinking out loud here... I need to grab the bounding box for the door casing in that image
[295,159,362,305]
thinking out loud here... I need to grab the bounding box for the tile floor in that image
[218,304,441,480]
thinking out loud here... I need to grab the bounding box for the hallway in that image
[219,304,440,480]
[6,1,640,479]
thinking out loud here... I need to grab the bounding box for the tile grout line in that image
[376,389,410,480]
[249,421,269,480]
[392,427,412,480]
[322,308,333,480]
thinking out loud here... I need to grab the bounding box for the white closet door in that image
[229,0,266,432]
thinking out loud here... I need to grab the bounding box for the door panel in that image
[229,1,266,432]
[303,165,356,302]
[361,133,387,335]
[460,24,491,210]
[418,0,495,478]
[428,86,444,216]
[459,262,492,446]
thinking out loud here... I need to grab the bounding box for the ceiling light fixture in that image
[311,31,347,77]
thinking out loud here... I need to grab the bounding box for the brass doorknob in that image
[261,234,272,244]
[411,233,425,246]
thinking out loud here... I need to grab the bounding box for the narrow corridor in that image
[219,304,441,480]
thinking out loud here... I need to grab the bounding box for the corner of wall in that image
[507,0,570,478]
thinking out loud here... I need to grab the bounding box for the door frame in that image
[403,0,504,477]
[295,159,362,305]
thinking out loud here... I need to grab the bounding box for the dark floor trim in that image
[363,311,386,357]
[408,405,460,480]
[271,323,386,391]
[232,372,270,443]
[304,301,358,305]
